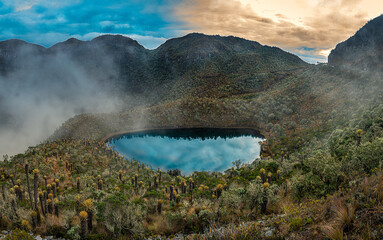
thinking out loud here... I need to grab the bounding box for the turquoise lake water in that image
[108,128,263,175]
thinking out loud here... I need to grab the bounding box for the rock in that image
[265,229,273,237]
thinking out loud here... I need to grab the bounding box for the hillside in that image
[328,15,383,71]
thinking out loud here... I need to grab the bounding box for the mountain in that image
[148,33,306,102]
[0,39,46,74]
[0,33,307,104]
[328,15,383,71]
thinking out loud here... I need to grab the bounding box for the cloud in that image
[174,0,382,62]
[0,0,382,62]
[0,0,180,48]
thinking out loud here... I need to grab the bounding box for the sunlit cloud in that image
[174,0,383,63]
[0,0,382,63]
[319,49,332,57]
[0,0,180,49]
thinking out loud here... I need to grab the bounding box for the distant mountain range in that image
[0,32,306,105]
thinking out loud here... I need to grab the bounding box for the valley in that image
[1,14,383,240]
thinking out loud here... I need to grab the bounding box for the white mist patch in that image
[0,48,122,158]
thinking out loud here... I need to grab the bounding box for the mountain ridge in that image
[0,32,307,104]
[328,14,383,71]
[0,32,295,53]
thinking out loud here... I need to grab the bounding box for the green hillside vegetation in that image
[1,102,383,239]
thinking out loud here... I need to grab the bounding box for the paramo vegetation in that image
[2,14,383,240]
[0,102,383,239]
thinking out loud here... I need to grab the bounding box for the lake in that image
[107,128,264,175]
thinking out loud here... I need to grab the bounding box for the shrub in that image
[246,181,264,211]
[2,229,34,240]
[265,161,279,173]
[46,224,67,238]
[306,150,341,186]
[289,217,303,231]
[220,189,243,210]
[350,138,383,173]
[66,225,81,240]
[291,172,329,200]
[103,198,146,236]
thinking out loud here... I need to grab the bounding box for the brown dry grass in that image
[333,200,356,231]
[321,223,344,240]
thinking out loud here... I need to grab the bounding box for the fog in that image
[0,45,123,158]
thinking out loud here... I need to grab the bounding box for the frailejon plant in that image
[216,184,223,199]
[157,199,162,214]
[170,185,174,201]
[47,184,51,195]
[33,169,39,211]
[38,191,45,216]
[10,174,15,186]
[55,178,60,188]
[260,168,266,183]
[1,174,6,201]
[356,129,363,147]
[43,190,48,215]
[47,198,52,214]
[261,182,270,214]
[79,211,88,237]
[176,194,181,204]
[21,219,31,232]
[43,175,47,189]
[31,211,37,229]
[14,185,22,201]
[158,169,162,182]
[83,198,94,232]
[76,177,81,192]
[51,182,56,198]
[54,198,59,217]
[154,174,158,189]
[25,164,33,207]
[75,195,80,215]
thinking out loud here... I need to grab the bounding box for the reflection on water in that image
[108,128,263,175]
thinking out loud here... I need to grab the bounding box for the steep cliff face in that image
[328,15,383,71]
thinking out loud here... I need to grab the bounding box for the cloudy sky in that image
[0,0,382,63]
